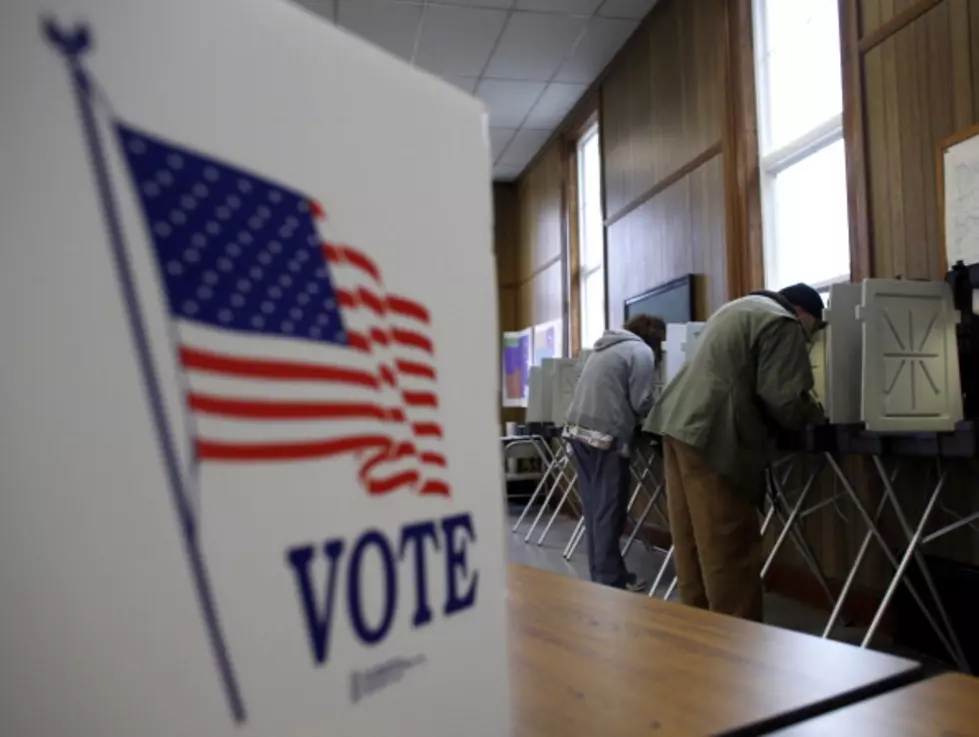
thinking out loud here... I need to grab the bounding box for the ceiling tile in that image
[436,0,514,7]
[524,82,588,128]
[598,0,660,20]
[555,17,637,83]
[515,0,602,13]
[485,12,588,81]
[414,6,508,77]
[476,79,547,127]
[489,127,518,162]
[336,0,423,61]
[292,0,336,22]
[441,75,480,95]
[499,128,552,166]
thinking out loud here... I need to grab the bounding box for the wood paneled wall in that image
[603,0,727,327]
[603,0,723,221]
[504,0,730,337]
[860,0,979,280]
[855,0,979,578]
[514,141,566,329]
[494,182,522,427]
[496,0,979,598]
[494,182,520,334]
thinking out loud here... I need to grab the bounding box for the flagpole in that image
[42,20,246,725]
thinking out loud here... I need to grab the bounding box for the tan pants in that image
[663,438,763,622]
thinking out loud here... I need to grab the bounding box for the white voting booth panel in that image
[651,363,666,403]
[824,282,863,424]
[682,322,707,361]
[663,323,687,385]
[526,362,553,423]
[859,279,963,432]
[550,358,583,426]
[526,358,583,426]
[0,2,509,736]
[809,329,827,408]
[660,322,704,388]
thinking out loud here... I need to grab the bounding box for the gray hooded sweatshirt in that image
[565,329,657,447]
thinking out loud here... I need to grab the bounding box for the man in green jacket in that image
[643,284,825,621]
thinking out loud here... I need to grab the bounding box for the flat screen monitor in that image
[623,275,696,325]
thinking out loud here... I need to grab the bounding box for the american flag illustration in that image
[116,124,450,496]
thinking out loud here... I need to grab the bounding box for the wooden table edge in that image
[716,662,928,737]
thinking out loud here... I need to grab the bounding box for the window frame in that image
[752,0,851,291]
[576,122,606,349]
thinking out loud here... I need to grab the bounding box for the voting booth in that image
[0,1,510,735]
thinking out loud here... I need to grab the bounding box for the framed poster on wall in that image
[941,124,979,269]
[532,319,562,365]
[502,329,533,407]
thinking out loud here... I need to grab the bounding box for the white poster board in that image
[550,358,583,427]
[0,2,509,735]
[943,127,979,267]
[526,363,553,423]
[823,282,863,425]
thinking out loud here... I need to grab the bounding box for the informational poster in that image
[943,127,979,267]
[0,1,509,735]
[502,329,533,407]
[532,319,563,365]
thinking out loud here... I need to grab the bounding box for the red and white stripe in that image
[173,203,449,497]
[325,240,449,497]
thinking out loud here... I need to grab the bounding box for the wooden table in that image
[508,564,923,736]
[769,672,979,735]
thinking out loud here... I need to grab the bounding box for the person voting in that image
[564,315,666,591]
[644,284,825,621]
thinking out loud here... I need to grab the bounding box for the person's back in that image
[566,328,659,447]
[644,285,824,622]
[647,290,822,501]
[563,315,664,591]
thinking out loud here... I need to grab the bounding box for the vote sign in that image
[0,1,509,735]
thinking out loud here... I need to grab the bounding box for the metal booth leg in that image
[622,481,664,557]
[760,461,823,579]
[821,462,900,638]
[760,459,797,538]
[864,457,969,671]
[536,443,579,546]
[824,454,965,669]
[648,544,675,598]
[619,450,659,555]
[510,437,558,532]
[524,450,574,543]
[767,466,837,611]
[563,514,584,558]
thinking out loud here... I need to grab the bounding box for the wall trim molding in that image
[857,0,944,54]
[721,0,763,298]
[500,254,563,289]
[604,141,723,228]
[840,0,873,281]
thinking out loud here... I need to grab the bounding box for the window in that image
[578,124,605,349]
[754,0,850,290]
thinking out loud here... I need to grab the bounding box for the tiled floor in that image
[507,501,951,672]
